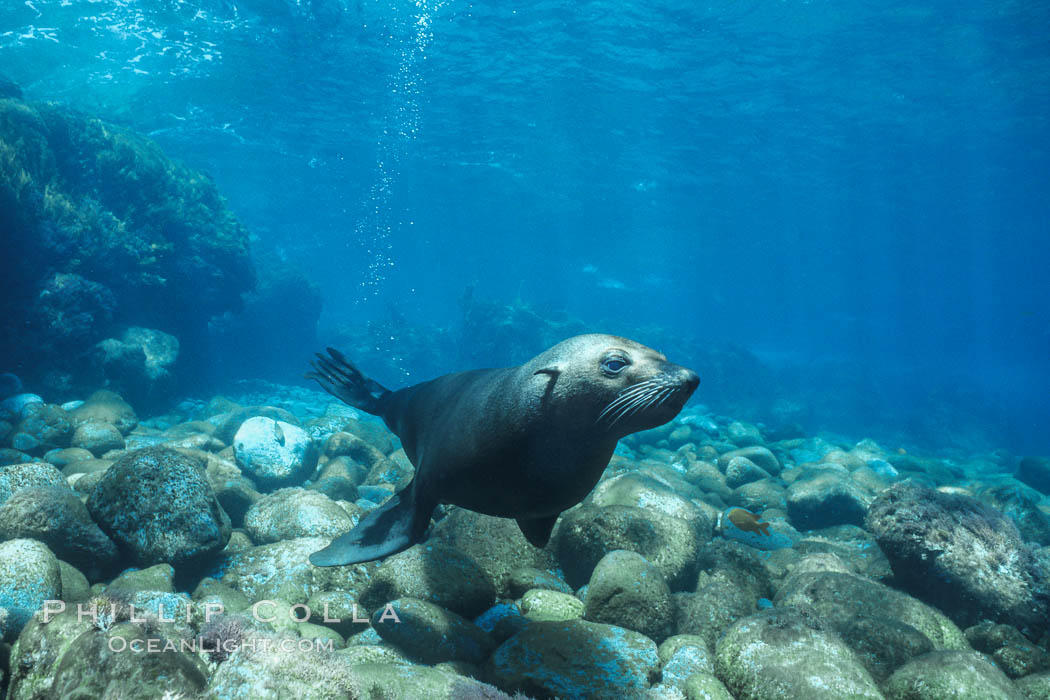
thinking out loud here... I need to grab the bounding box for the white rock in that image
[233,416,318,490]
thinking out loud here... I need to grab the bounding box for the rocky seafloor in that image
[1,382,1049,700]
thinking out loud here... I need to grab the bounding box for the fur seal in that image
[306,334,699,566]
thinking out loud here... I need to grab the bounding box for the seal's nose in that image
[682,368,700,394]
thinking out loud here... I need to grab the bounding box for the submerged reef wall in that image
[0,95,254,403]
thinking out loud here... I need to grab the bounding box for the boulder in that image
[233,417,319,490]
[485,619,660,698]
[87,447,231,569]
[714,608,883,699]
[0,485,119,579]
[867,482,1050,637]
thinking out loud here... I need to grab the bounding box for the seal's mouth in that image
[596,368,699,431]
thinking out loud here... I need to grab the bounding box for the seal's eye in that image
[602,358,628,375]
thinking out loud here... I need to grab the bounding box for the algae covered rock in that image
[714,607,883,699]
[867,482,1050,637]
[431,508,557,598]
[1018,456,1050,495]
[5,607,96,699]
[94,326,179,407]
[554,503,708,590]
[786,470,872,530]
[584,549,674,642]
[370,597,494,665]
[8,403,73,455]
[520,589,585,622]
[87,447,231,569]
[0,484,119,579]
[70,420,124,456]
[0,97,254,396]
[0,461,66,506]
[48,623,206,699]
[69,390,138,435]
[360,543,496,619]
[883,649,1022,700]
[485,619,660,698]
[244,487,355,544]
[0,539,62,643]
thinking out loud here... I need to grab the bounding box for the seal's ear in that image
[533,366,562,411]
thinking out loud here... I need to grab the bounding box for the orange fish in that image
[727,508,771,537]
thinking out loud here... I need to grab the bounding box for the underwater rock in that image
[359,543,496,619]
[219,537,372,604]
[867,482,1050,638]
[0,393,40,419]
[58,561,91,604]
[589,471,713,534]
[213,405,300,445]
[978,482,1050,546]
[718,446,782,475]
[233,416,319,490]
[520,589,584,622]
[40,446,92,468]
[205,627,364,698]
[727,421,764,447]
[485,619,660,698]
[584,549,675,643]
[431,509,557,599]
[5,606,97,700]
[724,455,772,488]
[8,403,74,455]
[94,326,179,408]
[0,539,62,643]
[554,504,708,590]
[474,601,527,645]
[70,419,125,456]
[787,470,872,530]
[1018,456,1050,495]
[714,607,884,699]
[371,597,494,665]
[718,507,794,550]
[658,634,715,683]
[507,567,573,598]
[48,623,207,699]
[0,485,119,580]
[775,570,969,681]
[69,390,138,434]
[0,461,66,506]
[0,447,32,468]
[1016,672,1050,699]
[244,487,355,544]
[883,649,1022,700]
[87,447,231,569]
[734,479,787,513]
[0,97,254,395]
[965,622,1050,679]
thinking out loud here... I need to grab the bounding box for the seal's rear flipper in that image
[309,488,427,566]
[307,347,390,416]
[516,515,559,548]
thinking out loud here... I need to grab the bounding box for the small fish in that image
[719,507,793,551]
[726,507,771,536]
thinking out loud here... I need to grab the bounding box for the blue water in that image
[2,0,1048,451]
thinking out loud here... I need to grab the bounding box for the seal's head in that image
[528,334,699,437]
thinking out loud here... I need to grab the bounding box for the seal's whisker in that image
[596,381,658,422]
[606,388,661,428]
[656,386,678,408]
[637,387,672,414]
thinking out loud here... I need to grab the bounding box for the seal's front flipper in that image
[310,487,428,566]
[516,515,559,548]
